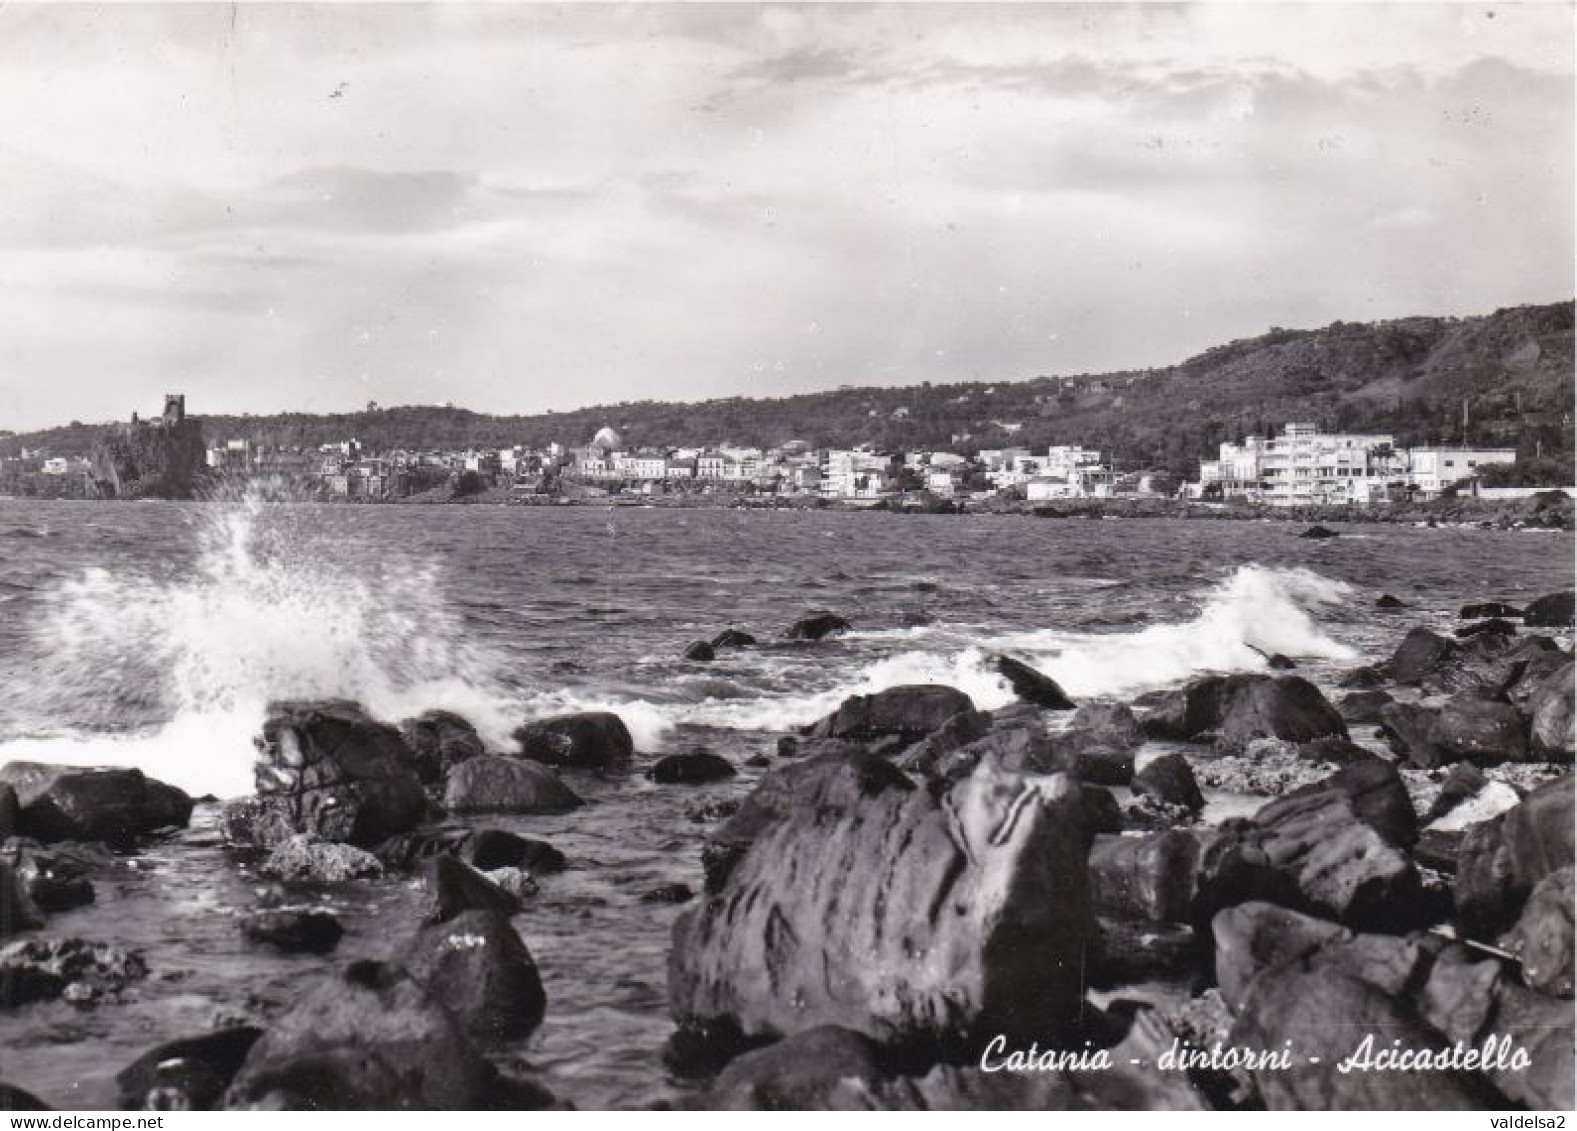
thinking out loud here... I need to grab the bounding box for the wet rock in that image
[1141,676,1228,741]
[1375,593,1407,608]
[1298,524,1339,539]
[118,1027,263,1111]
[1523,590,1575,628]
[1068,702,1144,748]
[444,756,583,815]
[245,700,426,849]
[1338,689,1394,725]
[398,710,484,785]
[1389,627,1460,686]
[0,763,191,845]
[1457,775,1575,938]
[1338,664,1389,689]
[649,750,738,785]
[744,754,770,769]
[1462,602,1523,620]
[785,611,852,641]
[1079,785,1124,837]
[641,882,694,905]
[1132,752,1204,812]
[1501,866,1573,997]
[1456,618,1518,640]
[0,785,16,840]
[1088,831,1201,922]
[0,936,147,1008]
[0,1084,49,1110]
[805,685,979,745]
[1424,762,1489,823]
[709,1026,885,1109]
[0,841,94,914]
[223,961,496,1108]
[421,856,521,925]
[1265,653,1296,670]
[240,909,344,955]
[398,910,546,1044]
[1211,901,1351,1012]
[1123,795,1202,831]
[259,835,383,883]
[711,629,757,649]
[682,640,716,662]
[1090,918,1203,988]
[1215,676,1348,752]
[671,757,1093,1047]
[0,862,43,938]
[993,655,1075,710]
[1381,692,1529,768]
[888,711,995,776]
[374,826,565,874]
[513,711,634,770]
[1527,661,1575,760]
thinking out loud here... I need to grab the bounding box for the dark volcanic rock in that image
[1456,774,1574,938]
[420,856,522,925]
[1461,602,1523,620]
[1079,785,1124,837]
[0,784,16,840]
[785,611,852,641]
[1265,653,1297,670]
[670,757,1093,1048]
[398,910,546,1044]
[682,641,716,662]
[1214,676,1349,751]
[1298,524,1339,539]
[1088,830,1202,922]
[805,685,979,744]
[0,936,148,1008]
[1132,752,1204,812]
[0,763,191,845]
[0,862,43,938]
[243,700,426,849]
[223,962,496,1109]
[240,909,344,955]
[1501,865,1573,997]
[1375,593,1407,608]
[650,750,738,785]
[1380,692,1530,768]
[1338,689,1394,725]
[1068,702,1144,748]
[711,629,758,649]
[993,655,1075,710]
[118,1027,263,1111]
[375,825,565,873]
[1456,617,1519,639]
[444,756,583,815]
[513,711,634,769]
[1523,590,1576,628]
[398,710,484,785]
[1,837,95,914]
[1339,664,1389,689]
[1424,761,1489,823]
[0,1084,49,1110]
[1527,661,1576,760]
[641,882,695,905]
[709,1025,886,1109]
[259,835,383,883]
[1389,627,1460,686]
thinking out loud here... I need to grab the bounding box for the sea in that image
[0,497,1570,1108]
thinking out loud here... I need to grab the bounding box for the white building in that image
[1197,423,1404,505]
[1407,446,1518,496]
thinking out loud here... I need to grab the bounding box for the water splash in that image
[7,499,516,798]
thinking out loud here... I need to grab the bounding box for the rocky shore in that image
[0,591,1571,1111]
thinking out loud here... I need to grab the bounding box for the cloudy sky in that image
[0,3,1571,430]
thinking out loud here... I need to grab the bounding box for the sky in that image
[0,2,1571,432]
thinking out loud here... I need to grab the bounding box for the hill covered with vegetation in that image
[5,301,1572,482]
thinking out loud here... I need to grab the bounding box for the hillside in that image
[5,301,1572,481]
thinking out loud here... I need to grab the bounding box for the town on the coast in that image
[0,393,1557,509]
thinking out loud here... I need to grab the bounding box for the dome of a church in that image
[591,425,623,449]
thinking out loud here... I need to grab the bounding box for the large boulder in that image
[1141,675,1346,750]
[1087,831,1202,923]
[1389,627,1460,686]
[118,1027,263,1110]
[398,710,484,785]
[1501,866,1573,997]
[223,962,495,1109]
[804,685,979,746]
[1380,692,1530,767]
[993,656,1075,710]
[1527,661,1575,760]
[397,910,545,1044]
[1132,752,1204,812]
[1523,590,1575,628]
[0,763,191,845]
[785,612,851,641]
[1338,689,1393,725]
[670,757,1093,1049]
[1456,775,1574,938]
[443,756,583,815]
[513,712,634,770]
[242,700,426,848]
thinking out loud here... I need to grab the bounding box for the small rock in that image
[397,910,546,1044]
[421,856,521,925]
[1523,590,1575,628]
[1455,617,1518,639]
[398,710,485,785]
[649,751,737,785]
[784,611,852,641]
[260,835,383,883]
[483,867,539,902]
[640,882,694,904]
[1132,752,1204,812]
[1298,524,1339,539]
[683,641,716,662]
[711,629,757,649]
[0,937,148,1008]
[1461,602,1523,620]
[994,655,1075,710]
[118,1027,262,1111]
[444,756,584,814]
[513,712,633,769]
[1375,594,1407,609]
[240,909,344,955]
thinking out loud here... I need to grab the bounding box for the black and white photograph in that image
[0,0,1573,1115]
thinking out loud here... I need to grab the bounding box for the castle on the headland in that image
[92,393,207,499]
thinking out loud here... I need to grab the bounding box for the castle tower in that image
[163,394,185,426]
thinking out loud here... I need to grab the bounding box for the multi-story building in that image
[1197,422,1404,505]
[1406,446,1518,496]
